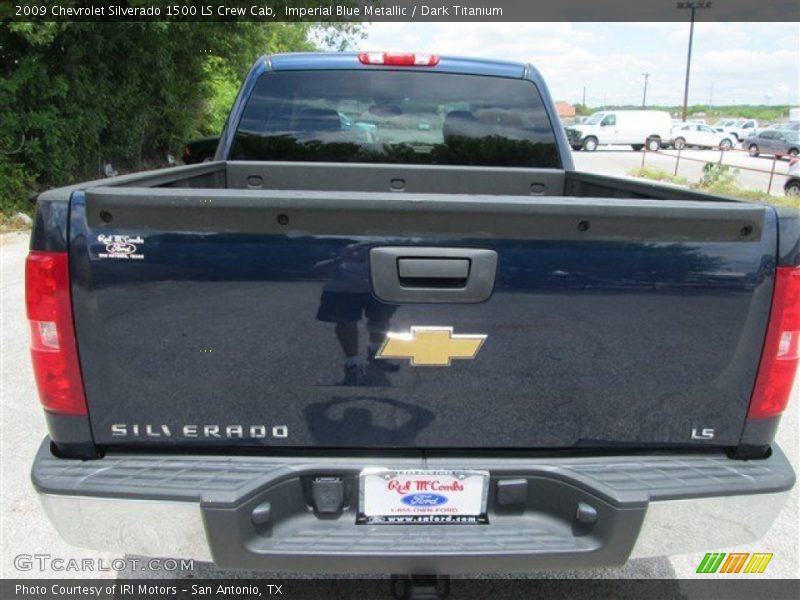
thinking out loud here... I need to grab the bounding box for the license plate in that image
[358,469,489,524]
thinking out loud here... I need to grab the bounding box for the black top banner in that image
[2,0,799,22]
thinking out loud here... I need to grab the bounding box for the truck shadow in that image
[302,395,435,446]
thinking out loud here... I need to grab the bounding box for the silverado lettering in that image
[111,424,288,438]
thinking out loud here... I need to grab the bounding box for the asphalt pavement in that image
[1,204,798,592]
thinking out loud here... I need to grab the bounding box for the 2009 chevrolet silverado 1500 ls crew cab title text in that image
[27,52,798,575]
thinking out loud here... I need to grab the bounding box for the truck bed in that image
[43,158,763,201]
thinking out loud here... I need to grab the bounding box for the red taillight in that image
[358,52,439,66]
[748,266,800,419]
[25,251,87,416]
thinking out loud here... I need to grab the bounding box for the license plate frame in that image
[357,468,490,524]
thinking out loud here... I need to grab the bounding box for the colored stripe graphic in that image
[697,553,726,573]
[719,553,749,573]
[744,553,773,574]
[696,552,773,574]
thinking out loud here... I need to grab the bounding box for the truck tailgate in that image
[69,187,776,449]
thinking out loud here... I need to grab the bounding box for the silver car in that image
[745,129,800,158]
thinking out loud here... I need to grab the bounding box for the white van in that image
[565,110,673,152]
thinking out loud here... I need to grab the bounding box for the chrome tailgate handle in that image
[397,257,470,285]
[370,247,497,304]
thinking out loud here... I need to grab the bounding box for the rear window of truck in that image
[230,70,562,168]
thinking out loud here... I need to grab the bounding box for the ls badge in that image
[376,326,487,367]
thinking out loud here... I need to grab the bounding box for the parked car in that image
[713,118,760,142]
[26,51,797,580]
[565,109,672,151]
[785,156,800,196]
[745,129,800,158]
[671,123,734,150]
[722,119,760,142]
[712,118,737,130]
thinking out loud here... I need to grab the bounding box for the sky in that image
[359,22,799,107]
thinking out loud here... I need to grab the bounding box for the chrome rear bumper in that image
[33,439,794,573]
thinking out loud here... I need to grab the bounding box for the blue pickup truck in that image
[27,52,798,577]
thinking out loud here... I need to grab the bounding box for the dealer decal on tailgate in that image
[358,469,489,524]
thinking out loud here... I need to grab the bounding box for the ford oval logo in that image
[400,493,448,507]
[106,242,136,255]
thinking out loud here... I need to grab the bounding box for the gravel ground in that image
[1,226,797,594]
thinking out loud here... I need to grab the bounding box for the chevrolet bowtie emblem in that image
[376,326,487,367]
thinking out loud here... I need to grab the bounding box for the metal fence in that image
[638,142,791,195]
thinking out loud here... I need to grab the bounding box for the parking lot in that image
[1,230,797,586]
[573,145,793,197]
